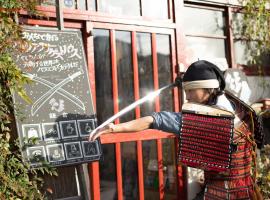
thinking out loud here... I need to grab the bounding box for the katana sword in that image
[89,77,182,141]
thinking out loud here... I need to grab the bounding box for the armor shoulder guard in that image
[224,90,264,148]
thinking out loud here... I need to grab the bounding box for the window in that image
[95,0,170,19]
[182,5,227,63]
[40,0,84,9]
[93,27,176,199]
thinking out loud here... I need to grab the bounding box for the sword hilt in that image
[173,76,182,88]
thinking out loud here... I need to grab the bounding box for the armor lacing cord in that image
[249,111,258,185]
[234,112,258,184]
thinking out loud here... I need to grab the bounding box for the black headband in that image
[183,60,226,91]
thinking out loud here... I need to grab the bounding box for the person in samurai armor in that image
[89,60,263,200]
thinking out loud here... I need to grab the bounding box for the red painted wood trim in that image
[168,0,172,20]
[170,33,180,112]
[110,30,120,124]
[173,0,188,70]
[92,22,174,34]
[175,138,187,200]
[21,6,176,29]
[139,0,142,16]
[226,7,235,68]
[133,31,144,200]
[151,33,160,112]
[20,18,83,28]
[85,21,97,111]
[137,140,144,200]
[132,31,141,118]
[116,142,123,200]
[20,17,175,34]
[111,30,123,199]
[89,162,100,200]
[173,0,187,199]
[85,0,91,10]
[240,65,270,76]
[95,0,99,11]
[157,139,164,200]
[84,21,99,200]
[100,130,176,144]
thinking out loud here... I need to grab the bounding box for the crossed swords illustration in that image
[24,71,85,116]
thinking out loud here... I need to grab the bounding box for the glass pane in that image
[94,29,116,199]
[77,0,86,10]
[137,33,155,116]
[40,0,79,9]
[234,40,249,66]
[40,0,55,6]
[156,34,173,112]
[143,140,159,199]
[182,6,225,36]
[98,0,140,17]
[90,0,96,11]
[116,31,135,122]
[93,29,114,124]
[141,0,168,19]
[63,0,76,9]
[232,12,243,36]
[162,139,177,199]
[234,40,270,67]
[99,144,117,200]
[121,142,138,199]
[185,36,226,62]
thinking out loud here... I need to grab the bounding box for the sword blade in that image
[89,83,176,140]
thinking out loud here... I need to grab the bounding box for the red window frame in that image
[89,22,184,200]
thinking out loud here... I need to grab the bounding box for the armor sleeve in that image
[151,111,182,134]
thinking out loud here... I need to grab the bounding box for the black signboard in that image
[12,27,102,167]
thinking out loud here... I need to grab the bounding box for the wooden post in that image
[56,0,64,30]
[76,164,91,200]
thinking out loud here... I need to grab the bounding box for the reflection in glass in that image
[185,37,226,61]
[93,29,114,123]
[40,0,55,6]
[121,142,138,199]
[99,144,117,200]
[143,140,159,199]
[141,0,168,19]
[156,34,173,112]
[162,139,177,199]
[234,40,249,66]
[137,33,155,116]
[232,12,244,36]
[41,0,77,9]
[98,0,140,17]
[90,0,96,11]
[234,40,270,67]
[182,6,225,36]
[116,31,135,122]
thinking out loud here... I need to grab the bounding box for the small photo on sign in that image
[81,141,99,157]
[42,122,61,141]
[64,142,83,160]
[46,144,65,162]
[27,146,46,163]
[22,124,42,141]
[77,119,95,136]
[60,120,78,138]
